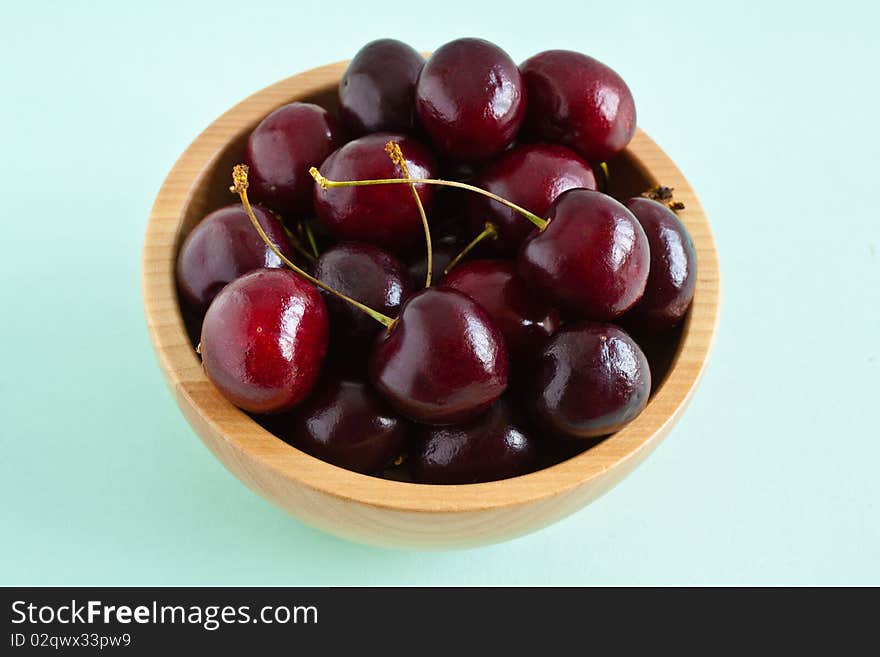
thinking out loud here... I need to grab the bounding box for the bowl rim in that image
[142,59,720,514]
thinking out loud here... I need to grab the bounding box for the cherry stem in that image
[231,165,395,328]
[301,219,320,258]
[640,184,685,211]
[278,221,316,262]
[310,167,549,231]
[445,222,498,274]
[385,141,432,287]
[598,162,610,192]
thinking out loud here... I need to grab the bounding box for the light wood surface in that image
[142,59,720,549]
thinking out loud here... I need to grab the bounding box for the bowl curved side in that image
[142,61,720,549]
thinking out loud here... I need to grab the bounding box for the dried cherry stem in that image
[385,141,433,288]
[310,167,549,231]
[641,184,685,211]
[231,164,395,328]
[444,222,499,274]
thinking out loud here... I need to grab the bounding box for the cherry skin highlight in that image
[370,288,508,425]
[531,322,651,439]
[176,204,293,315]
[339,39,424,136]
[443,260,560,367]
[200,269,329,414]
[415,38,526,163]
[244,102,343,216]
[313,132,437,253]
[410,396,538,484]
[623,198,697,331]
[464,143,597,254]
[268,374,409,474]
[518,188,650,321]
[312,242,413,346]
[520,50,636,163]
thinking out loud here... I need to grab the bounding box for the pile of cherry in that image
[176,38,697,485]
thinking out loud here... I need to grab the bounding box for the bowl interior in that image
[173,84,686,481]
[145,61,717,517]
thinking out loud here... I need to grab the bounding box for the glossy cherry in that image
[520,50,636,163]
[623,198,697,331]
[313,132,437,252]
[313,242,412,345]
[269,374,409,474]
[532,322,650,438]
[464,143,596,254]
[176,204,293,314]
[518,188,650,321]
[410,396,538,484]
[415,38,526,162]
[370,288,508,425]
[339,39,424,136]
[200,269,329,414]
[244,102,343,216]
[443,260,559,367]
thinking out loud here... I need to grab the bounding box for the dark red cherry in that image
[314,132,437,253]
[623,198,697,331]
[268,374,409,474]
[518,188,650,321]
[176,204,293,314]
[532,322,650,438]
[415,38,526,163]
[200,269,329,414]
[520,50,636,163]
[339,39,424,136]
[624,324,682,396]
[370,288,508,425]
[432,166,474,223]
[465,143,596,254]
[244,102,343,216]
[405,216,464,288]
[406,244,458,289]
[410,396,538,484]
[312,242,412,345]
[443,260,560,366]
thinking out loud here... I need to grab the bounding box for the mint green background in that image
[2,0,878,585]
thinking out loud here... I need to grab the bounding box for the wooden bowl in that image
[142,59,720,549]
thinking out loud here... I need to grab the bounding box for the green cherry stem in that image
[444,222,499,274]
[301,219,320,258]
[231,164,395,329]
[309,167,549,231]
[277,220,316,262]
[385,141,433,288]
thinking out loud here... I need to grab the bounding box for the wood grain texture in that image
[142,59,720,549]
